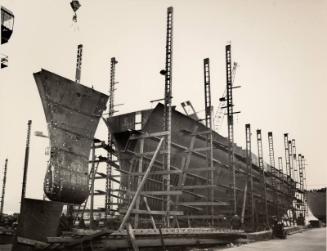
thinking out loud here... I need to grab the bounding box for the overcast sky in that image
[0,0,326,214]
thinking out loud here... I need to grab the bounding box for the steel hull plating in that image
[107,104,295,228]
[307,189,326,223]
[34,69,108,204]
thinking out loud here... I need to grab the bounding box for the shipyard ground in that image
[217,227,326,251]
[0,227,325,250]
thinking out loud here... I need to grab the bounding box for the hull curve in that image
[34,69,108,204]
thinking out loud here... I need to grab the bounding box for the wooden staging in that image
[44,228,246,250]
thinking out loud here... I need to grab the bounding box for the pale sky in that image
[0,0,326,214]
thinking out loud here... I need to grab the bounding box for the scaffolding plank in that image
[175,185,215,190]
[130,170,181,176]
[177,202,229,206]
[184,167,216,172]
[180,129,211,136]
[121,209,184,216]
[177,215,226,219]
[129,131,169,140]
[184,146,211,153]
[129,191,182,196]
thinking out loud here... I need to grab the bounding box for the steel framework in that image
[75,44,83,83]
[256,129,269,227]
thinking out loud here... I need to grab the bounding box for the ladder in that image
[74,155,100,224]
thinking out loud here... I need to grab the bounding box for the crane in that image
[1,6,14,44]
[214,61,238,132]
[70,0,81,22]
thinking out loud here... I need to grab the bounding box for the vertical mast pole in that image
[284,134,291,178]
[291,139,298,222]
[203,58,214,224]
[90,143,96,229]
[21,120,32,212]
[225,44,236,214]
[284,133,293,225]
[291,140,298,184]
[163,7,173,227]
[268,132,278,217]
[67,44,83,220]
[288,139,295,224]
[301,155,308,217]
[288,140,294,180]
[105,57,118,220]
[298,154,305,220]
[278,157,283,178]
[245,124,254,229]
[75,44,83,83]
[0,159,8,219]
[256,129,269,227]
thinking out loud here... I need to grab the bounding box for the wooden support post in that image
[78,161,100,223]
[134,138,144,228]
[90,142,96,229]
[175,126,198,206]
[127,223,139,251]
[119,138,164,231]
[241,183,247,224]
[143,197,157,230]
[158,226,167,251]
[127,157,137,205]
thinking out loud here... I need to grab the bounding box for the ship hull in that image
[306,189,326,223]
[34,69,108,204]
[107,104,295,229]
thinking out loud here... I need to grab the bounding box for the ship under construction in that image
[8,6,310,251]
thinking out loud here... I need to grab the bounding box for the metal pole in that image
[90,142,96,228]
[226,44,236,214]
[283,133,292,225]
[245,124,254,229]
[0,159,8,219]
[256,129,269,228]
[268,132,278,218]
[203,58,214,224]
[163,7,173,227]
[20,120,32,212]
[106,57,118,220]
[75,44,83,83]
